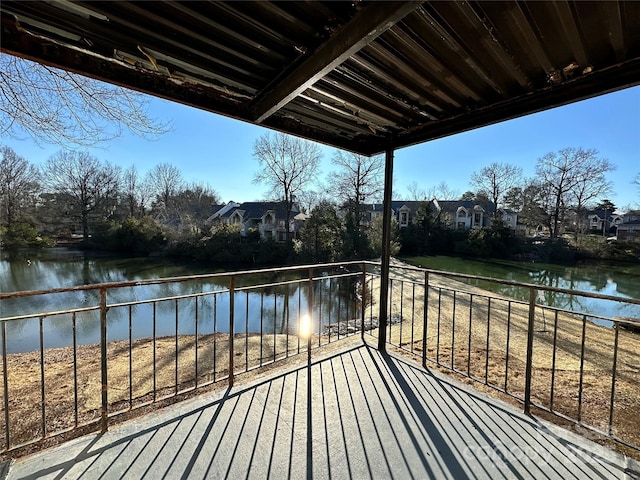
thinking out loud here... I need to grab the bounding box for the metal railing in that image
[364,262,640,452]
[0,262,368,455]
[1,260,638,456]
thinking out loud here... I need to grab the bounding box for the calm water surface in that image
[2,249,639,352]
[403,255,640,323]
[1,249,356,353]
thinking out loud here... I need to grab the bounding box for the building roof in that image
[2,1,638,156]
[219,201,297,221]
[435,200,494,213]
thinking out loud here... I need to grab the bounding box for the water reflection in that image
[1,250,361,353]
[424,256,640,324]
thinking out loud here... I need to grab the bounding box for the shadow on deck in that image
[6,341,639,479]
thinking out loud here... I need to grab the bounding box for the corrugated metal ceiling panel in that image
[1,1,639,155]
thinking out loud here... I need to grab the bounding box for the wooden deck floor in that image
[6,342,639,479]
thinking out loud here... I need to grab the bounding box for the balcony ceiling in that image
[1,1,639,156]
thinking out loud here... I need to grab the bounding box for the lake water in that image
[403,255,640,324]
[0,249,358,353]
[1,249,639,352]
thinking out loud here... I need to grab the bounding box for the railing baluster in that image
[73,312,79,426]
[369,275,374,336]
[307,267,314,363]
[128,305,133,409]
[504,302,512,393]
[229,276,235,388]
[399,281,404,347]
[153,302,157,401]
[436,288,442,364]
[345,277,350,339]
[40,316,45,438]
[361,264,366,341]
[259,292,264,367]
[298,282,302,353]
[213,294,218,382]
[467,293,473,376]
[550,310,559,411]
[194,297,199,389]
[422,271,429,368]
[577,314,587,422]
[410,283,416,353]
[175,299,179,394]
[327,279,332,344]
[337,285,342,341]
[318,277,323,347]
[100,288,108,432]
[609,321,620,436]
[485,298,491,385]
[273,293,277,360]
[389,279,394,345]
[245,292,249,368]
[524,288,536,415]
[451,291,456,370]
[284,286,291,358]
[2,321,9,450]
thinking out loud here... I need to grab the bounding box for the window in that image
[474,213,482,224]
[264,213,273,225]
[400,212,408,226]
[457,222,466,229]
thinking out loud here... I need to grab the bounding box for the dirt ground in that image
[1,261,638,461]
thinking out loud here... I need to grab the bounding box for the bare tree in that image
[535,148,614,238]
[329,151,384,226]
[122,165,140,218]
[253,132,322,242]
[146,163,184,214]
[470,162,522,215]
[0,145,40,227]
[173,181,220,227]
[407,181,427,201]
[42,151,121,241]
[0,55,170,147]
[427,181,460,201]
[571,157,613,237]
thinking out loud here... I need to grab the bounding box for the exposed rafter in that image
[250,1,421,124]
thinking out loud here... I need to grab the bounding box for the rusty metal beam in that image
[250,1,421,123]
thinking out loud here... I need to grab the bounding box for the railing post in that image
[361,263,366,341]
[422,271,429,368]
[229,276,235,388]
[308,267,313,364]
[100,287,108,432]
[378,134,395,352]
[524,287,536,415]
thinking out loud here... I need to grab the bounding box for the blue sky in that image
[3,85,639,211]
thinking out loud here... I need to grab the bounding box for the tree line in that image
[2,137,638,265]
[0,145,218,251]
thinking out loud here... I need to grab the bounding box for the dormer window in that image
[265,213,273,225]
